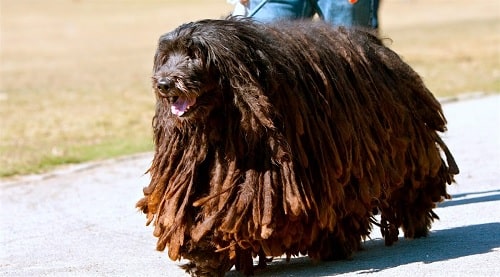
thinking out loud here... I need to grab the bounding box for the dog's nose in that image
[157,78,174,91]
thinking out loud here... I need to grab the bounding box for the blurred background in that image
[1,0,499,177]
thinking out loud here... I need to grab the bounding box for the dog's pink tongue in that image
[171,96,196,116]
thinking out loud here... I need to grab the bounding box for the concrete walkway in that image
[1,94,499,276]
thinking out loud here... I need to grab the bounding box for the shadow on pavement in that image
[227,222,500,276]
[439,189,500,208]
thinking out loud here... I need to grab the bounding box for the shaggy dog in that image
[137,18,459,276]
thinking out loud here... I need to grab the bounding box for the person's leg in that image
[316,0,379,29]
[369,0,380,29]
[248,0,314,22]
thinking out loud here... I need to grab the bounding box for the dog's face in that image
[151,21,272,133]
[152,35,220,122]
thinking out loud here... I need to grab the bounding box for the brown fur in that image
[136,18,459,276]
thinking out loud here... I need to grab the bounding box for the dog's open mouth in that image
[170,95,197,117]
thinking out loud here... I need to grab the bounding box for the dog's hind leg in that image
[381,170,449,242]
[401,169,451,239]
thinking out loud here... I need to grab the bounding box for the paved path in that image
[1,95,499,276]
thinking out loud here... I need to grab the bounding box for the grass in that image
[0,0,498,177]
[379,0,500,96]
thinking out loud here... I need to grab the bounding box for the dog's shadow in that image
[438,189,500,208]
[226,189,500,276]
[225,222,500,276]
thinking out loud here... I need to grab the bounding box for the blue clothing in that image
[248,0,379,29]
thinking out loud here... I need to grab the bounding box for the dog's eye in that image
[160,55,167,65]
[154,55,167,71]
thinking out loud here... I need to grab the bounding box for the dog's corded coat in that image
[137,18,459,276]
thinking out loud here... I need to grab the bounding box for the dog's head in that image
[153,52,202,117]
[152,19,280,135]
[152,23,223,123]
